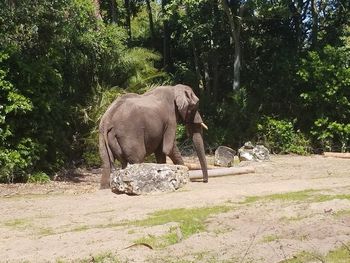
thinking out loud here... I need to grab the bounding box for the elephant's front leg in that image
[168,144,184,165]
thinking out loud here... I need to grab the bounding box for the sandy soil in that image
[0,155,350,263]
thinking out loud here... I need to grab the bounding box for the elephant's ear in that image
[174,85,199,122]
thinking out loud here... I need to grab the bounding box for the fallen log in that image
[184,162,219,170]
[323,152,350,159]
[189,166,255,180]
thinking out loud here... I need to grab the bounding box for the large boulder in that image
[214,146,236,167]
[238,141,270,162]
[110,163,189,195]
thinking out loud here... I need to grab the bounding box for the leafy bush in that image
[257,117,310,155]
[297,45,350,152]
[311,118,350,152]
[27,172,50,184]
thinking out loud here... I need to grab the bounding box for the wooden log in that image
[189,166,255,180]
[184,162,219,170]
[323,152,350,159]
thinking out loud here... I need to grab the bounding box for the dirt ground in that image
[0,155,350,263]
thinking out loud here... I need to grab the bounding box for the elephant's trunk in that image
[189,123,209,183]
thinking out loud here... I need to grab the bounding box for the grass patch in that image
[326,244,350,263]
[242,190,318,204]
[4,218,31,228]
[132,205,232,238]
[79,252,121,263]
[135,226,180,248]
[281,243,350,263]
[280,215,308,222]
[84,209,115,216]
[152,251,236,263]
[133,205,232,248]
[334,209,350,218]
[241,190,350,204]
[262,234,280,243]
[38,227,55,236]
[280,251,320,263]
[71,225,90,232]
[56,252,121,263]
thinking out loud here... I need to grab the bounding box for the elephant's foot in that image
[100,183,110,190]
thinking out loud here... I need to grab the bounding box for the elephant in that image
[98,84,208,189]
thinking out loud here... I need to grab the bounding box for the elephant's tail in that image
[99,123,114,189]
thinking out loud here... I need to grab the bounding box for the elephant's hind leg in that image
[108,133,127,169]
[155,146,166,163]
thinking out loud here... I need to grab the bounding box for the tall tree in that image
[145,0,156,46]
[92,0,102,20]
[220,0,245,90]
[125,0,132,41]
[110,0,118,23]
[162,0,171,69]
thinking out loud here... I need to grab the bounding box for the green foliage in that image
[0,0,162,180]
[311,118,350,152]
[0,52,38,182]
[27,172,50,184]
[0,0,349,183]
[298,45,350,152]
[176,124,187,142]
[257,117,310,154]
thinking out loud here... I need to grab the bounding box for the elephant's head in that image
[174,85,209,182]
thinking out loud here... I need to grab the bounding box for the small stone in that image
[110,163,189,195]
[214,146,236,167]
[243,141,254,149]
[238,142,270,162]
[253,145,270,161]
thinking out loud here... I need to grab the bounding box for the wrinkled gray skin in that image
[99,84,208,189]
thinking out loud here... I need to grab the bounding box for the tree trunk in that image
[212,54,219,105]
[192,39,202,94]
[110,0,117,23]
[203,59,211,97]
[124,0,132,41]
[145,0,156,47]
[162,0,171,69]
[220,0,242,90]
[92,0,102,20]
[311,0,318,49]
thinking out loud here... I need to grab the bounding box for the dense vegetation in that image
[0,0,349,182]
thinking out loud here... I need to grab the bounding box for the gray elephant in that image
[98,84,209,189]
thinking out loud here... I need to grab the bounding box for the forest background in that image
[0,0,349,183]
